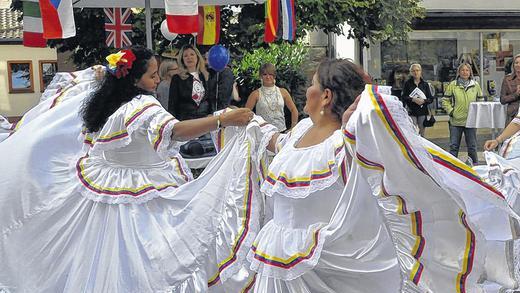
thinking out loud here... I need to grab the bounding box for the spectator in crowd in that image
[245,63,298,132]
[442,63,483,164]
[168,45,213,120]
[401,63,434,136]
[387,64,409,98]
[156,59,179,109]
[500,54,520,125]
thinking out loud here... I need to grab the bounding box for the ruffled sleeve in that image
[145,106,183,160]
[82,95,183,158]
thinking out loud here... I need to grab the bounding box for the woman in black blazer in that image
[168,45,214,121]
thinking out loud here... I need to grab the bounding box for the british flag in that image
[104,8,133,48]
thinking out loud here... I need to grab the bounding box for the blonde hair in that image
[409,63,421,72]
[177,45,209,81]
[456,63,473,79]
[158,59,177,80]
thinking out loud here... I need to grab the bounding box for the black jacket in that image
[401,78,434,116]
[168,73,215,121]
[207,67,235,110]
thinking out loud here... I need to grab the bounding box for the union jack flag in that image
[104,8,133,48]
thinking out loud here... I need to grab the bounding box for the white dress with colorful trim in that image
[497,111,520,160]
[474,112,520,285]
[246,117,401,292]
[347,85,519,292]
[0,91,267,292]
[0,115,11,143]
[8,67,102,136]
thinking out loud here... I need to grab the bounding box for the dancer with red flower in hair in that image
[0,45,254,292]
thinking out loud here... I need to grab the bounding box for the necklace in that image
[260,86,280,112]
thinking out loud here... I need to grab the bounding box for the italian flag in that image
[39,0,76,39]
[164,0,199,34]
[197,6,220,45]
[22,0,46,47]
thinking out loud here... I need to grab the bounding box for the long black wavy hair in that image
[316,59,372,121]
[81,45,154,133]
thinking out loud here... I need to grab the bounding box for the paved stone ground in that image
[424,119,497,165]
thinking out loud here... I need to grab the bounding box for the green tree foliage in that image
[12,0,423,67]
[297,0,424,46]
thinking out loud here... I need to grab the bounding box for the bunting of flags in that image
[264,0,279,43]
[281,0,296,41]
[104,8,133,48]
[39,0,75,39]
[22,0,46,47]
[197,6,220,45]
[164,0,199,34]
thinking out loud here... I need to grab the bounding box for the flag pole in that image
[145,0,152,49]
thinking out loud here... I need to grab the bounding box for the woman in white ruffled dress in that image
[481,109,520,214]
[237,59,519,292]
[242,60,401,292]
[0,45,255,292]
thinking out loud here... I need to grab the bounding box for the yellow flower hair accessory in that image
[105,49,136,79]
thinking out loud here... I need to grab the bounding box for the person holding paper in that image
[401,63,433,136]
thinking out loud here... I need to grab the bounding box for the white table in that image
[466,101,507,139]
[466,101,507,129]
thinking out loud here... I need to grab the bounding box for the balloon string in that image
[215,71,220,111]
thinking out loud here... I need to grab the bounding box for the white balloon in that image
[160,20,178,41]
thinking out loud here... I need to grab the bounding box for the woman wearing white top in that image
[245,63,299,132]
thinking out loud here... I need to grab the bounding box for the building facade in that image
[0,0,57,119]
[359,0,520,113]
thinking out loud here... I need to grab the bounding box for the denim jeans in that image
[410,115,426,137]
[449,124,478,163]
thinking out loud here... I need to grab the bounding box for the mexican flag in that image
[39,0,76,39]
[164,0,199,34]
[22,0,46,47]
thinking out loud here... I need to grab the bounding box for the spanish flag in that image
[197,6,220,45]
[264,0,279,43]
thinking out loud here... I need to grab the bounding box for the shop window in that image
[367,31,481,113]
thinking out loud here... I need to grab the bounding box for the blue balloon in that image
[208,45,230,72]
